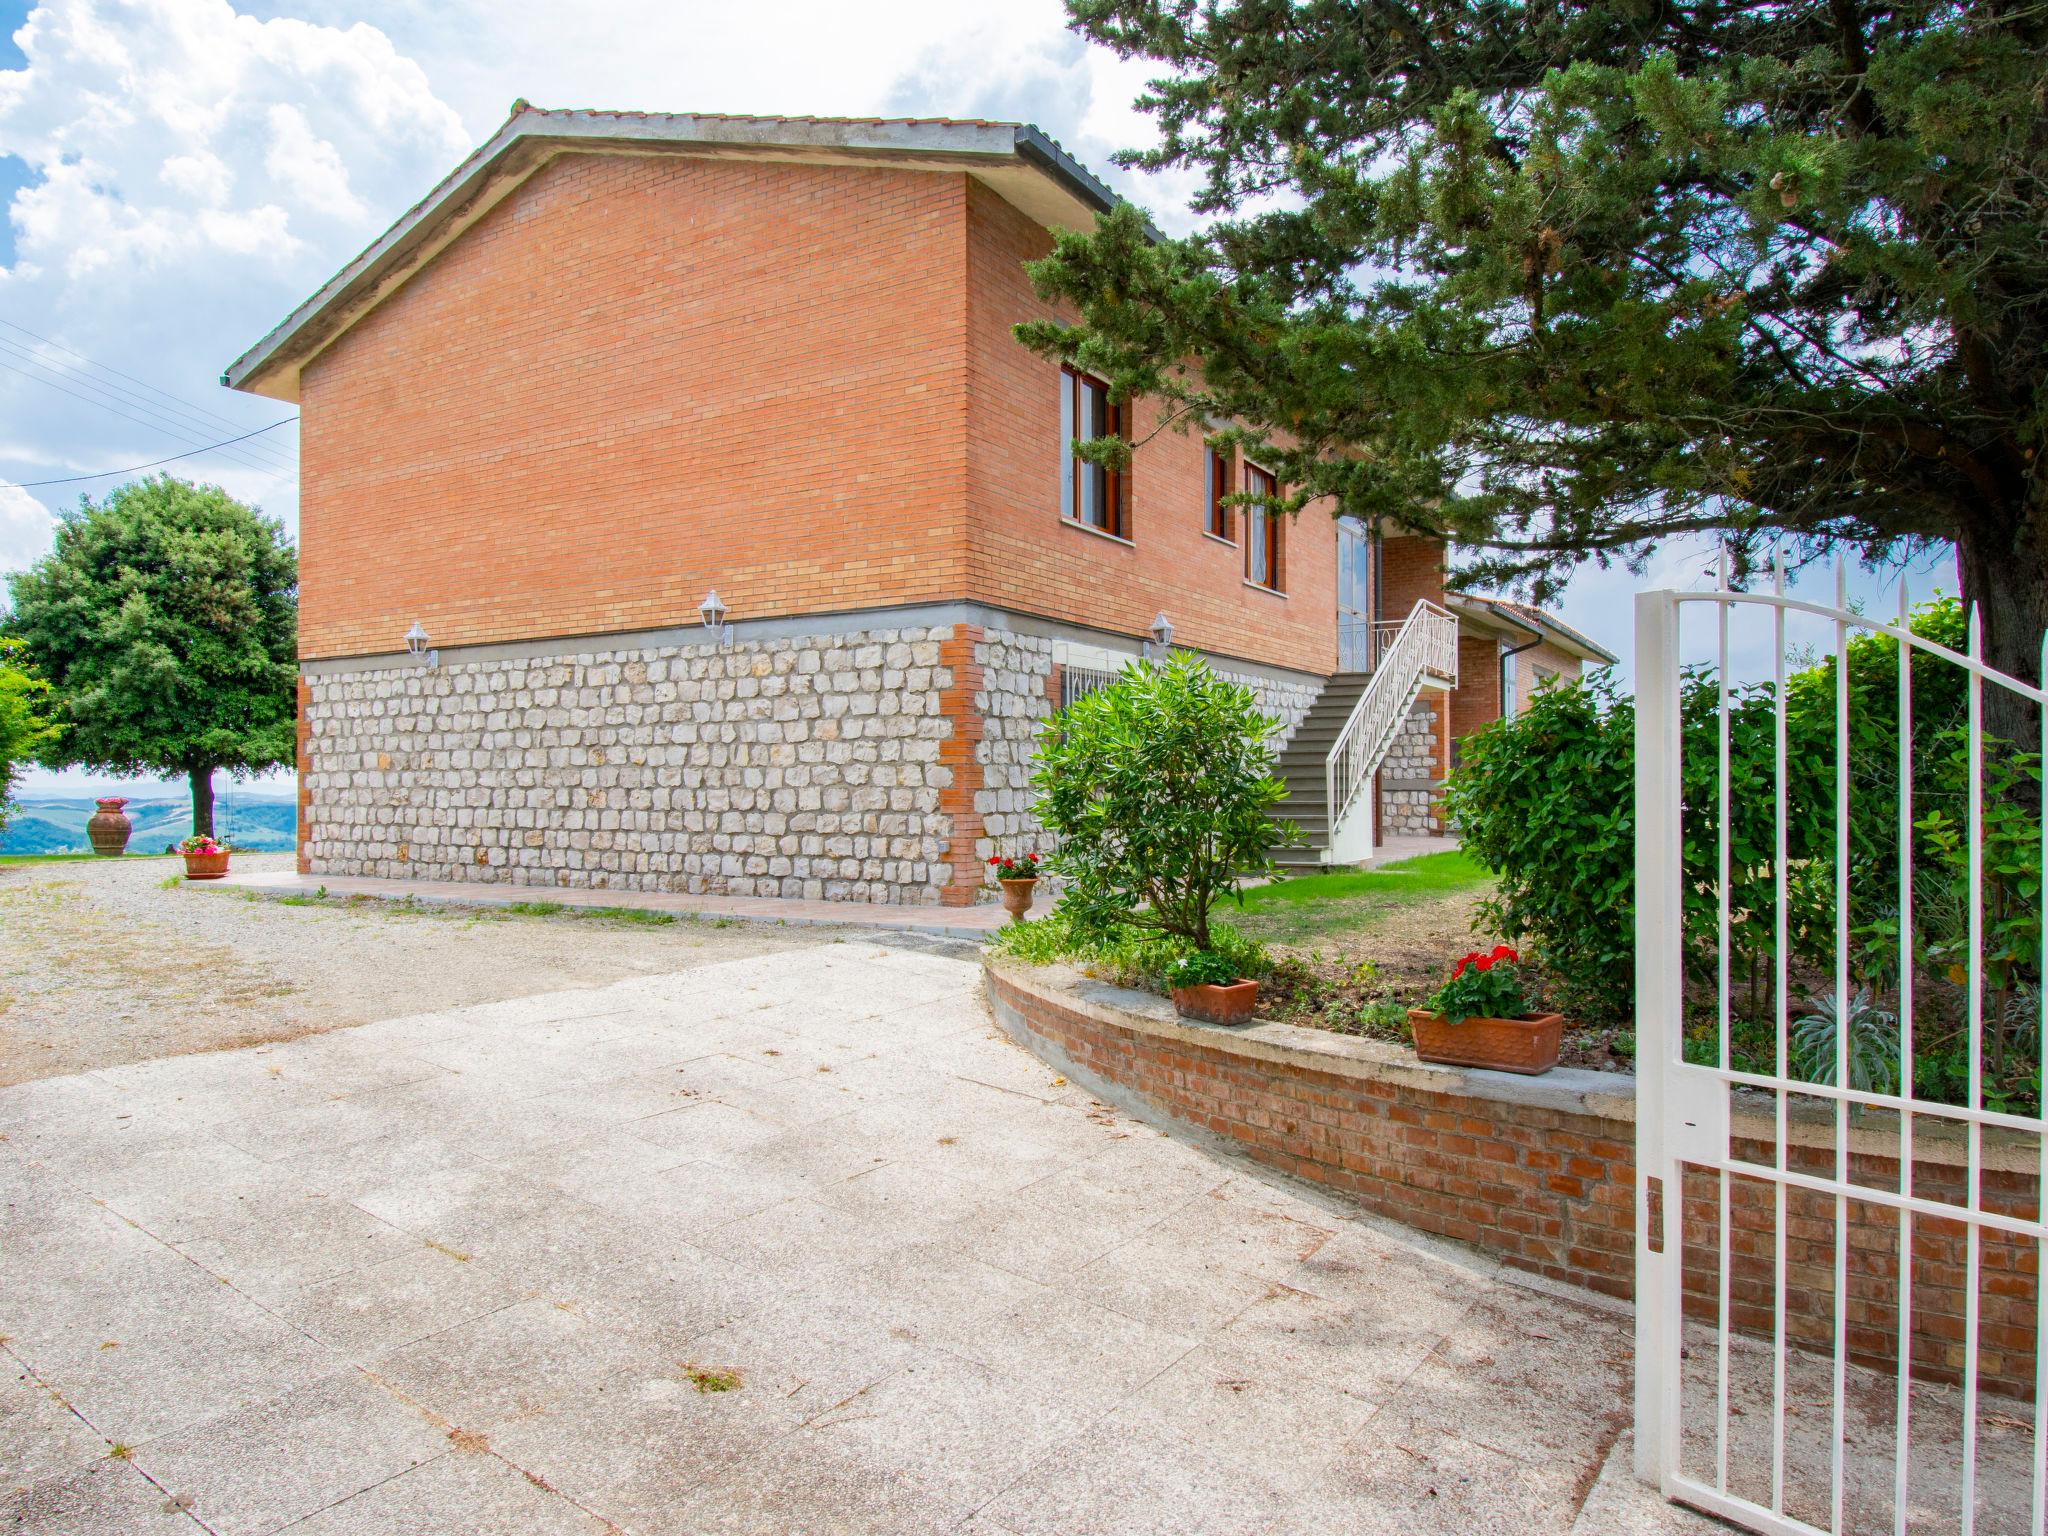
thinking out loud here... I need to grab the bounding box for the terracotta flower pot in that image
[998,877,1038,924]
[1408,1008,1564,1075]
[181,851,231,881]
[1172,979,1259,1026]
[87,798,132,857]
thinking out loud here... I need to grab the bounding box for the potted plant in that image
[1409,945,1564,1074]
[988,851,1042,923]
[1165,948,1260,1026]
[87,797,133,856]
[178,834,231,880]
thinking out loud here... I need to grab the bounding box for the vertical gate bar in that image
[1894,581,1915,1536]
[1634,590,1684,1488]
[1772,550,1791,1516]
[1717,553,1732,1495]
[2033,629,2046,1536]
[1831,559,1849,1535]
[1963,605,1983,1536]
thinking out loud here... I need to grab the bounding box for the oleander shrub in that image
[1033,650,1292,953]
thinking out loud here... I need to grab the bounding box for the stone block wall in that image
[973,630,1057,865]
[302,617,1331,908]
[965,637,1320,863]
[303,626,959,905]
[1378,698,1445,836]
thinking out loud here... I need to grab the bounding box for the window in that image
[1242,462,1282,590]
[1060,366,1128,539]
[1203,444,1233,541]
[1060,666,1121,708]
[1501,649,1520,721]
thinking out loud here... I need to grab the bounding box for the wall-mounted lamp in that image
[1143,611,1174,660]
[403,621,438,668]
[698,589,731,648]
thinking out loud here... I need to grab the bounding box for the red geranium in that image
[1427,946,1532,1026]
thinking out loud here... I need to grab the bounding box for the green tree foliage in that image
[1447,598,2041,1107]
[1022,1,2048,739]
[0,639,60,832]
[1034,650,1291,951]
[3,477,298,838]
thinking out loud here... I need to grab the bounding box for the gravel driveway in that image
[0,854,825,1088]
[0,922,1705,1534]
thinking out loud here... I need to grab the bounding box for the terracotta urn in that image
[181,850,231,881]
[1172,979,1260,1026]
[1408,1008,1564,1075]
[87,798,133,857]
[998,877,1038,924]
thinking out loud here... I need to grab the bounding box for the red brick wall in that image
[1513,639,1586,714]
[985,963,2040,1400]
[935,623,986,906]
[295,158,1346,677]
[1378,533,1446,618]
[963,182,1338,674]
[1682,1150,2039,1398]
[1452,634,1503,742]
[297,155,973,660]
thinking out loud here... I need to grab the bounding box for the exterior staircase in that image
[1267,600,1459,874]
[1269,675,1373,875]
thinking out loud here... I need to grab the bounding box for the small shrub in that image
[1034,650,1291,952]
[991,908,1268,992]
[1790,987,1900,1094]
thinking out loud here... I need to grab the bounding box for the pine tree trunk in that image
[188,764,216,840]
[1954,516,2047,752]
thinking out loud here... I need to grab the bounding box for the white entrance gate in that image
[1632,559,2046,1535]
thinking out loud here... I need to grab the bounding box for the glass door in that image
[1337,518,1372,670]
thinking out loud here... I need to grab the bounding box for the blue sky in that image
[0,0,1961,798]
[0,1,23,265]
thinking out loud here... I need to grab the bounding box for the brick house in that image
[224,107,1613,906]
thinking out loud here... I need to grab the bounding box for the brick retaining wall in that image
[984,958,2040,1399]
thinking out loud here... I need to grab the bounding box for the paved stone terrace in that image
[1,942,1702,1534]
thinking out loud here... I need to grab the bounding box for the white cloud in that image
[0,482,57,574]
[0,0,472,550]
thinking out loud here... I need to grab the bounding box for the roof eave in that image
[222,110,1125,402]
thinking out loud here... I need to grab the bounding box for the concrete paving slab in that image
[269,1243,528,1357]
[0,940,1904,1534]
[0,1455,204,1535]
[367,1296,660,1437]
[796,1353,1091,1519]
[0,1353,110,1489]
[974,1417,1306,1536]
[126,1368,445,1536]
[277,1448,612,1535]
[3,1256,339,1446]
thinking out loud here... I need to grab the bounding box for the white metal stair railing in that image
[1322,598,1459,856]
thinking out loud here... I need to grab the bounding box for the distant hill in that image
[0,795,298,856]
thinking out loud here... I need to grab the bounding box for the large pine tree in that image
[1022,0,2046,735]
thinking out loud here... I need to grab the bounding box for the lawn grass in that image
[1233,850,1492,946]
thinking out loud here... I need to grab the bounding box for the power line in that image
[0,358,295,483]
[0,419,300,489]
[0,317,268,442]
[0,334,299,476]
